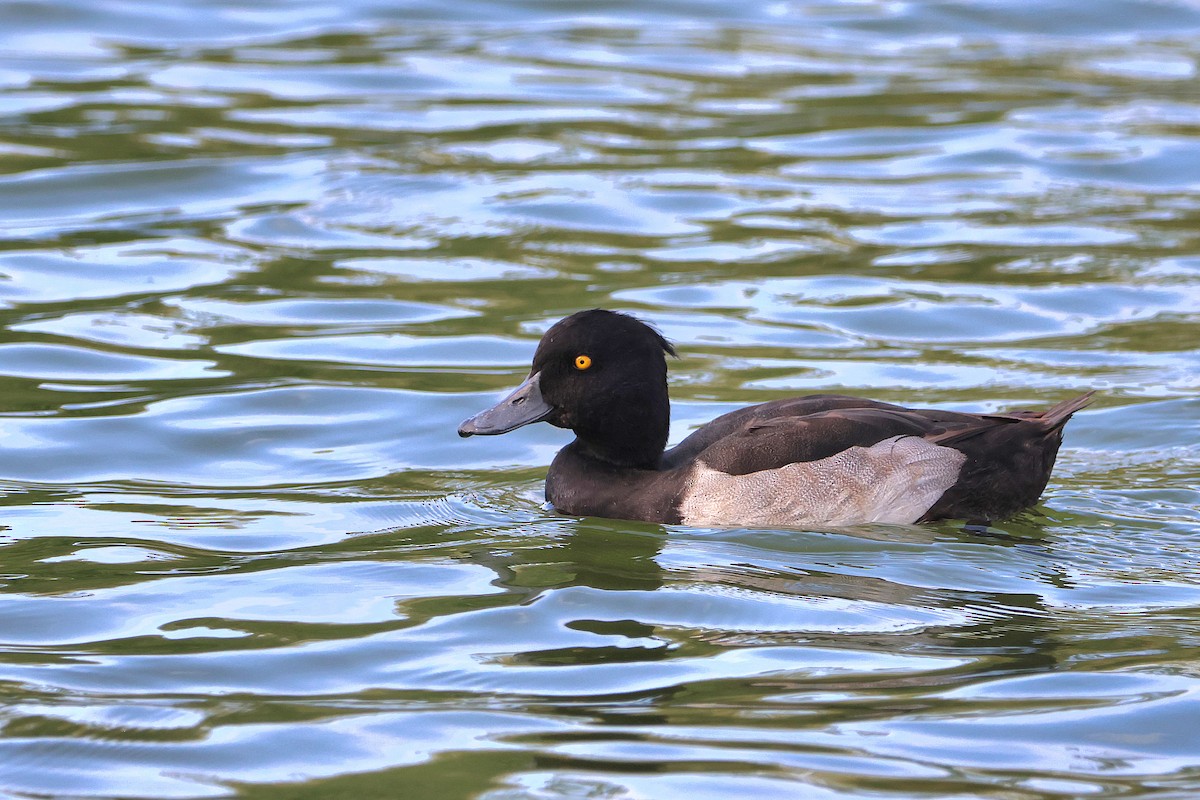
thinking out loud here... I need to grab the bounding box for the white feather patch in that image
[679,435,966,528]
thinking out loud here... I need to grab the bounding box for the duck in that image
[458,309,1093,528]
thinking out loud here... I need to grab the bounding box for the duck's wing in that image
[661,394,911,469]
[681,404,979,475]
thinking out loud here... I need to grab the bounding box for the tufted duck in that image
[458,309,1093,527]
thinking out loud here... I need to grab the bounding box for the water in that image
[1,0,1199,797]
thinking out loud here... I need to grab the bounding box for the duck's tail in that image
[1030,390,1096,433]
[922,391,1096,522]
[933,391,1096,448]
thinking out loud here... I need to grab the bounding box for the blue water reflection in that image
[0,0,1199,797]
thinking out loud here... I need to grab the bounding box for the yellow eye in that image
[574,354,592,371]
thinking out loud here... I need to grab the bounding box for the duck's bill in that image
[458,371,554,437]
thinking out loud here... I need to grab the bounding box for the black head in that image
[458,309,676,468]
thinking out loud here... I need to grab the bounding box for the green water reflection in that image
[1,0,1199,797]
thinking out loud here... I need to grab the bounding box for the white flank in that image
[679,435,966,528]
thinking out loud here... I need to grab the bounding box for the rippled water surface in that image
[2,0,1199,797]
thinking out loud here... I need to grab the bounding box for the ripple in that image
[0,559,499,646]
[1,0,1199,798]
[332,256,556,283]
[11,312,208,350]
[852,220,1138,247]
[216,333,532,367]
[0,239,250,305]
[166,297,473,328]
[0,156,327,237]
[0,344,224,381]
[620,277,1196,345]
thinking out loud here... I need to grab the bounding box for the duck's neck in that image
[572,387,670,471]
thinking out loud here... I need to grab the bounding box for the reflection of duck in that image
[459,310,1093,527]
